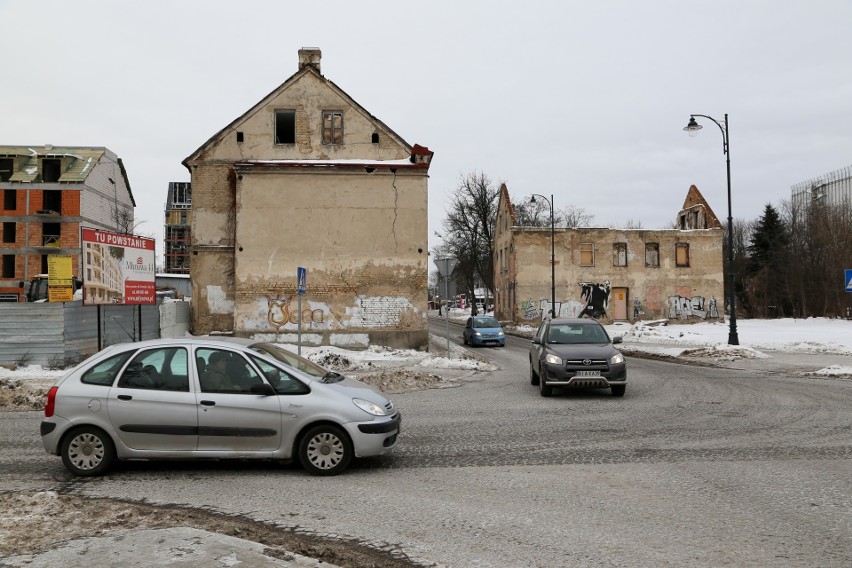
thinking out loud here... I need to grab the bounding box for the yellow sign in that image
[47,256,74,302]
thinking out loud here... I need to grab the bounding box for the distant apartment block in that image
[0,145,134,302]
[164,182,191,274]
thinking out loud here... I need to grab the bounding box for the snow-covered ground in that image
[2,317,851,382]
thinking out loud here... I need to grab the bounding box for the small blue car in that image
[463,316,505,347]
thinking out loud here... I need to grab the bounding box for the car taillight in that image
[45,386,58,417]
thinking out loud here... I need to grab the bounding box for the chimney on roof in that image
[298,48,321,73]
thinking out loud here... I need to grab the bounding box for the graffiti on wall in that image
[580,280,611,319]
[633,299,645,319]
[267,296,326,331]
[667,295,719,320]
[520,298,540,321]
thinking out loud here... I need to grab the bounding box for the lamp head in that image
[683,116,703,137]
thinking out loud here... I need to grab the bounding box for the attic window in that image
[275,110,296,144]
[322,111,343,145]
[42,159,62,183]
[0,158,13,182]
[371,133,379,144]
[236,132,244,143]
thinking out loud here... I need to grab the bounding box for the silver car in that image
[40,337,400,477]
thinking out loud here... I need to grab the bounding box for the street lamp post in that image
[683,113,739,345]
[531,194,556,318]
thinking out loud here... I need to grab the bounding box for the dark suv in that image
[529,318,626,397]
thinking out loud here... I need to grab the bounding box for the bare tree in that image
[513,196,594,229]
[439,172,500,314]
[557,205,595,228]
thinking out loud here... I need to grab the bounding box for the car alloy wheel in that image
[61,426,116,477]
[299,425,353,476]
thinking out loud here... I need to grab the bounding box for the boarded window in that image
[613,243,627,267]
[579,243,594,266]
[322,111,343,145]
[645,243,659,267]
[676,243,690,267]
[275,110,296,144]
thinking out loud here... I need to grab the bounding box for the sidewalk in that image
[2,527,336,568]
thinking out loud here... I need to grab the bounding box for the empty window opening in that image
[0,158,13,182]
[676,243,690,267]
[371,132,379,144]
[645,243,659,267]
[3,189,15,210]
[275,110,296,144]
[42,222,60,246]
[43,190,61,214]
[236,131,244,143]
[322,111,343,145]
[2,255,14,278]
[579,243,595,266]
[613,243,627,267]
[41,254,49,274]
[42,159,62,183]
[2,222,15,243]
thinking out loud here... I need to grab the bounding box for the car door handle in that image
[200,400,216,406]
[117,395,132,401]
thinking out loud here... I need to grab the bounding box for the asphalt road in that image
[2,319,851,567]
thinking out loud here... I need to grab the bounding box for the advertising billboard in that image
[81,228,156,305]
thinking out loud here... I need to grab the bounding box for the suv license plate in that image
[575,370,601,377]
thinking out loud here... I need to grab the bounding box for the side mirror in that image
[250,383,277,396]
[612,336,623,344]
[532,337,541,345]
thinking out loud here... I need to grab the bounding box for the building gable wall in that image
[186,51,429,349]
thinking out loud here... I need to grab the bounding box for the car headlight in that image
[353,398,387,416]
[473,331,482,336]
[611,353,625,365]
[497,331,504,336]
[545,353,563,365]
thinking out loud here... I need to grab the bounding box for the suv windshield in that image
[547,324,609,344]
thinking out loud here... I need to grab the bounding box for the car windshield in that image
[547,323,608,344]
[474,317,500,328]
[248,343,344,382]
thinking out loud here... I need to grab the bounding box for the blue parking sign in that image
[846,269,852,293]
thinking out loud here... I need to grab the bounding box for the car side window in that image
[249,355,310,395]
[117,347,189,391]
[81,351,134,386]
[197,348,264,393]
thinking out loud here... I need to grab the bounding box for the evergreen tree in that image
[746,204,791,317]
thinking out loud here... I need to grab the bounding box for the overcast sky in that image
[3,1,851,263]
